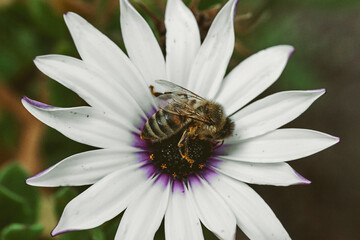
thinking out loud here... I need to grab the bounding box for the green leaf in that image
[27,0,67,39]
[0,113,18,148]
[89,228,106,240]
[1,223,43,240]
[60,231,91,240]
[0,2,45,80]
[0,164,40,225]
[295,0,360,8]
[101,215,121,240]
[278,59,320,89]
[58,228,107,240]
[54,187,78,219]
[0,186,30,229]
[198,0,223,10]
[0,164,39,213]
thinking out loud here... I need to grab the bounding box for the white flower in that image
[23,0,339,239]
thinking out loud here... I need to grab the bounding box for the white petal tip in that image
[293,170,311,185]
[25,175,48,187]
[332,137,340,147]
[50,230,58,237]
[64,11,74,16]
[63,12,71,20]
[25,177,32,186]
[327,134,340,146]
[288,46,295,57]
[25,177,34,186]
[22,96,55,110]
[33,56,44,66]
[51,228,68,237]
[273,45,295,56]
[63,12,81,22]
[51,223,79,237]
[309,88,326,97]
[25,174,45,186]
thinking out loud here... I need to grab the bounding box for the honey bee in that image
[141,80,234,165]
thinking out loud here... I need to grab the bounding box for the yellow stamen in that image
[150,154,154,161]
[198,164,204,169]
[183,155,194,168]
[161,163,167,169]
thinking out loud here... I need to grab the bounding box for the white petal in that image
[115,175,170,240]
[120,0,166,84]
[216,158,310,186]
[165,0,200,86]
[222,128,339,163]
[52,163,147,236]
[188,176,236,240]
[211,174,290,240]
[22,97,137,148]
[216,45,295,115]
[228,89,325,142]
[34,55,146,121]
[165,181,204,240]
[26,148,143,187]
[64,12,155,113]
[187,0,237,98]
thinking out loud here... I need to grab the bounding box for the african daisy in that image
[23,0,339,239]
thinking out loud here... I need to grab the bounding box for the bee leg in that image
[149,85,163,97]
[149,85,183,98]
[178,131,194,167]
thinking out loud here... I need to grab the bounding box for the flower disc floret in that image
[148,132,213,180]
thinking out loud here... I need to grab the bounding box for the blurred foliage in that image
[0,164,42,239]
[0,0,358,239]
[1,223,43,240]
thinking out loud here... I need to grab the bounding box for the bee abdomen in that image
[141,109,174,141]
[156,109,176,135]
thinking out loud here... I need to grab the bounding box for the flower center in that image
[148,132,213,180]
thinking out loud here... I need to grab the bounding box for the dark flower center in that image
[148,132,213,180]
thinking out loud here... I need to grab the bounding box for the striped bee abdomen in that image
[141,108,190,142]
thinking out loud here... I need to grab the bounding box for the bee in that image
[141,80,234,166]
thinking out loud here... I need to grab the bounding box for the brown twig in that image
[189,0,200,11]
[49,0,96,17]
[99,0,118,27]
[0,74,46,174]
[0,79,29,122]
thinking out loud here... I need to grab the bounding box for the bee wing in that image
[162,95,213,124]
[153,80,212,123]
[154,94,173,109]
[155,80,206,101]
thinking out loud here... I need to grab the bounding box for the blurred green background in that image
[0,0,358,239]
